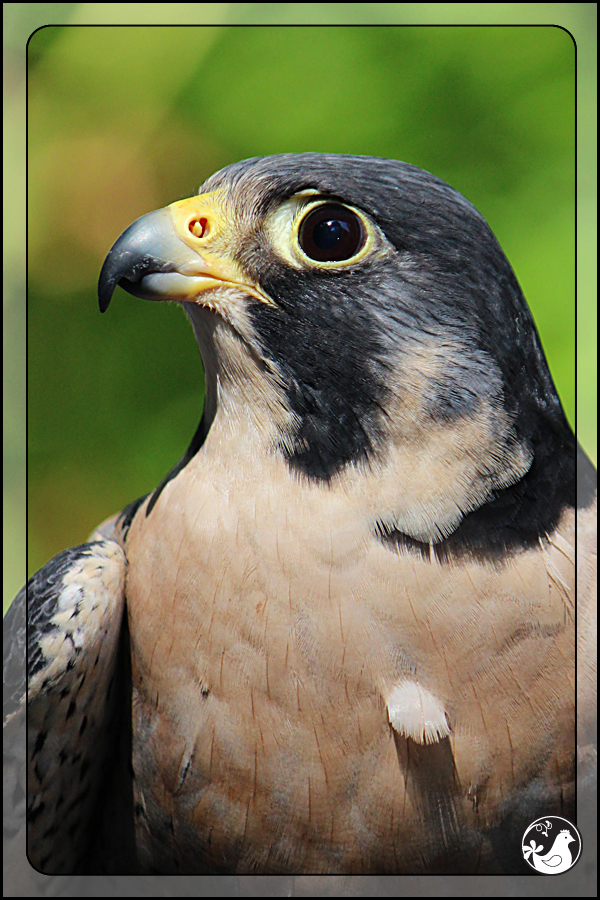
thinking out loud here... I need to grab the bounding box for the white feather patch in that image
[386,681,450,745]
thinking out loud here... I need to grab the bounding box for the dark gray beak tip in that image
[98,254,118,313]
[97,208,178,313]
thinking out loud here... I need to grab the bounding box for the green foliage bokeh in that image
[26,22,580,582]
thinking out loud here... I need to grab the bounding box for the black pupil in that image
[298,204,364,262]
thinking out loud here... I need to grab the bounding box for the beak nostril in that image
[189,217,209,239]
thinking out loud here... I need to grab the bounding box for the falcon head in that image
[98,154,575,554]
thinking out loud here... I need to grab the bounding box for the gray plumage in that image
[4,154,596,883]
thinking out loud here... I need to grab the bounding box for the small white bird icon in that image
[523,829,576,874]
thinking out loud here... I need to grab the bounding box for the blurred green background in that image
[3,5,596,611]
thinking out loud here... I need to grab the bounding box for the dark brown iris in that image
[298,204,365,262]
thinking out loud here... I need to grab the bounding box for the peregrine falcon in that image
[4,154,596,876]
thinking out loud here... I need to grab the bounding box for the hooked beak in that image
[98,191,273,313]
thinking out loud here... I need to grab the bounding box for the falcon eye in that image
[298,204,365,263]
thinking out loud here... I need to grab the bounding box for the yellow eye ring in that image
[293,200,376,268]
[264,193,379,270]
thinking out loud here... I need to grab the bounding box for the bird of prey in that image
[4,154,596,877]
